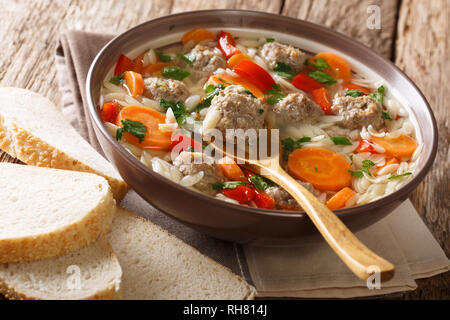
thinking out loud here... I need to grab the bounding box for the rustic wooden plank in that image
[282,0,398,59]
[394,0,450,300]
[171,0,282,13]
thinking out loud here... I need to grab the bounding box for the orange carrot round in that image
[312,52,352,83]
[117,106,172,150]
[227,53,251,69]
[288,147,352,191]
[206,74,265,101]
[182,28,215,44]
[326,187,356,210]
[123,71,144,97]
[217,157,246,181]
[371,134,417,160]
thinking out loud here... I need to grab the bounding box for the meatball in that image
[173,152,225,196]
[186,44,226,74]
[206,85,266,141]
[265,182,314,210]
[143,77,190,102]
[331,95,384,130]
[259,41,307,70]
[271,92,324,124]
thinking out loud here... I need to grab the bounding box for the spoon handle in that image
[268,167,395,281]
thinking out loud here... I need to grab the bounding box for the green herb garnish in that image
[266,83,286,105]
[258,109,264,115]
[310,57,330,70]
[273,62,296,79]
[217,77,234,85]
[307,71,337,85]
[369,85,385,105]
[382,109,392,120]
[250,174,274,190]
[348,170,363,178]
[244,89,256,98]
[281,137,311,160]
[346,89,364,98]
[266,38,275,43]
[156,51,172,62]
[349,154,354,165]
[212,181,248,190]
[162,66,190,80]
[160,99,190,124]
[169,24,175,31]
[176,53,195,65]
[349,160,376,178]
[388,172,412,179]
[116,119,147,142]
[195,84,225,112]
[330,136,352,145]
[109,73,124,85]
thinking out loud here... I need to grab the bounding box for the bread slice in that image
[0,87,128,200]
[0,163,115,263]
[107,208,256,300]
[0,238,122,300]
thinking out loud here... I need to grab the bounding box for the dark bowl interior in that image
[86,10,437,245]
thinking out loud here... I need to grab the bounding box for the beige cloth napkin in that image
[56,30,449,298]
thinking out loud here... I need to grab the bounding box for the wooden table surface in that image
[0,0,448,299]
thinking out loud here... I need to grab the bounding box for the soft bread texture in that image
[107,208,256,300]
[0,87,128,200]
[0,163,115,263]
[0,238,122,300]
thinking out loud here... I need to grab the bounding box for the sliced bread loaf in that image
[107,208,256,300]
[0,163,115,263]
[0,238,122,300]
[0,87,128,200]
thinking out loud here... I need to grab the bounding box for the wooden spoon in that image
[211,133,395,282]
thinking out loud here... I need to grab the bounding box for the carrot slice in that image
[312,87,332,115]
[123,71,144,97]
[343,83,371,95]
[288,147,352,191]
[326,187,356,210]
[375,157,399,176]
[142,62,172,75]
[217,157,246,181]
[227,53,251,69]
[117,105,172,150]
[206,74,265,101]
[311,52,352,83]
[371,134,417,160]
[182,28,215,44]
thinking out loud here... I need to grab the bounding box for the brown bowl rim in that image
[86,9,438,220]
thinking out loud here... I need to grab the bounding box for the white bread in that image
[0,238,122,300]
[0,87,128,200]
[0,163,115,263]
[107,208,256,300]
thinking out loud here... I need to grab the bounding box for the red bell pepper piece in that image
[356,137,375,153]
[222,185,256,204]
[101,101,119,123]
[253,190,275,209]
[170,133,203,152]
[233,60,275,92]
[217,31,241,59]
[291,72,323,92]
[312,87,333,115]
[343,83,371,95]
[114,54,135,76]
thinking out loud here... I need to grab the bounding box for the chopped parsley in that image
[212,181,248,190]
[176,53,195,65]
[160,99,190,124]
[273,62,296,79]
[348,170,363,178]
[109,73,124,85]
[307,71,337,85]
[250,174,274,190]
[310,57,330,70]
[348,159,376,178]
[330,136,352,145]
[156,50,172,62]
[388,172,412,179]
[266,38,275,43]
[169,24,175,31]
[244,89,256,98]
[162,66,190,80]
[349,154,354,165]
[266,83,286,105]
[382,109,392,120]
[195,84,225,112]
[258,109,264,115]
[281,137,311,160]
[345,89,364,98]
[116,119,147,143]
[369,85,385,105]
